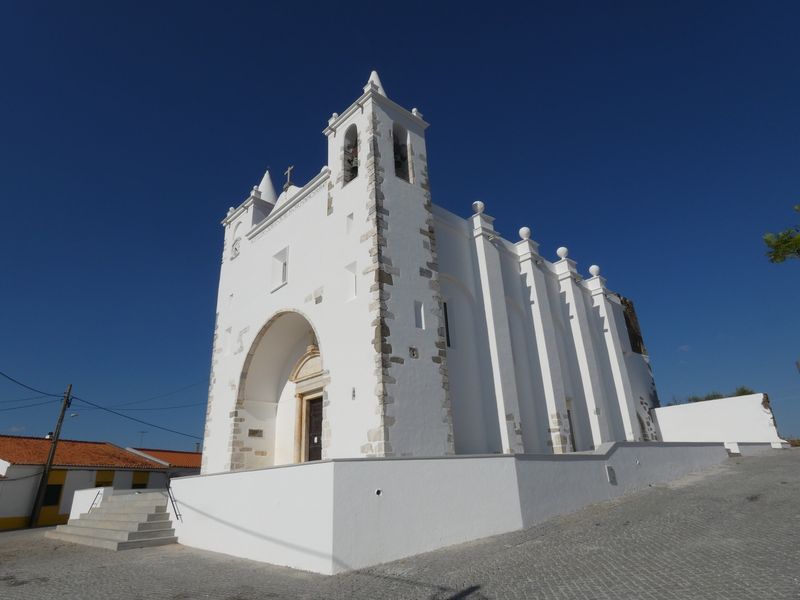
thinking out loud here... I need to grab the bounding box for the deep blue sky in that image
[1,1,798,449]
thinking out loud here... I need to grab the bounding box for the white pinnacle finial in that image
[519,227,531,240]
[472,200,485,215]
[364,70,386,96]
[556,246,569,259]
[258,169,278,204]
[589,265,601,277]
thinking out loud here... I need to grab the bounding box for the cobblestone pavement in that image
[1,449,798,600]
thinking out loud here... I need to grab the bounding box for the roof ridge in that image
[134,447,201,454]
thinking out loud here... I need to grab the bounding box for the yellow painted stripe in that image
[0,516,30,530]
[47,469,67,484]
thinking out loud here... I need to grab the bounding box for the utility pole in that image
[29,384,72,528]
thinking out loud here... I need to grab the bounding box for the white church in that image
[201,72,660,475]
[164,72,784,574]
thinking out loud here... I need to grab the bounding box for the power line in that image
[0,370,61,397]
[108,380,208,408]
[78,402,206,412]
[71,395,202,440]
[0,369,203,441]
[0,394,50,405]
[0,470,44,482]
[0,399,60,412]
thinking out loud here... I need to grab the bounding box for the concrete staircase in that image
[46,490,177,550]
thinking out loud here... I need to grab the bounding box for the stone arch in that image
[235,309,323,408]
[229,310,327,470]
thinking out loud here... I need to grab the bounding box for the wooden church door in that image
[306,397,323,461]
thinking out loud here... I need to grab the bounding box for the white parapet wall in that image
[168,442,728,574]
[653,394,787,451]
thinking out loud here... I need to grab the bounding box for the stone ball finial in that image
[519,226,531,240]
[556,246,569,259]
[589,264,601,277]
[331,112,338,119]
[472,200,485,215]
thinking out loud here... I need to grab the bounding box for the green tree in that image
[763,205,800,263]
[733,386,755,396]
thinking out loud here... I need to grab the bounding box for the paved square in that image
[1,450,798,599]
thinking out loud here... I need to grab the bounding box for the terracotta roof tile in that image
[133,448,202,469]
[0,435,165,470]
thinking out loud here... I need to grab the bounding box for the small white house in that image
[0,435,168,530]
[201,72,660,475]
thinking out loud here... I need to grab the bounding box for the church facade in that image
[200,72,659,475]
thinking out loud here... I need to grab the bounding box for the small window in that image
[131,472,150,489]
[343,124,359,184]
[443,302,451,347]
[272,248,289,291]
[392,123,411,182]
[345,262,357,299]
[248,428,264,438]
[95,470,114,487]
[414,300,425,329]
[43,484,63,507]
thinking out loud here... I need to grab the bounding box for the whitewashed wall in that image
[0,465,40,518]
[171,462,335,574]
[654,394,786,444]
[171,442,727,574]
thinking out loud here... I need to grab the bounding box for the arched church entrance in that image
[232,311,328,470]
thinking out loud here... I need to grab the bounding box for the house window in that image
[272,248,289,291]
[95,470,114,487]
[43,484,63,507]
[131,472,150,489]
[392,123,411,182]
[343,124,359,184]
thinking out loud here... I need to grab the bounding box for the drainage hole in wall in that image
[375,489,382,496]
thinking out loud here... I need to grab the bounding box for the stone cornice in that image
[246,168,331,240]
[323,88,429,137]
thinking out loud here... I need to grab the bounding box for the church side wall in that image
[495,240,550,453]
[434,209,500,454]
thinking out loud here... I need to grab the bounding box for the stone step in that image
[105,494,168,505]
[45,529,177,551]
[80,510,170,523]
[53,523,175,542]
[92,504,167,515]
[116,536,178,550]
[46,529,119,550]
[68,517,170,532]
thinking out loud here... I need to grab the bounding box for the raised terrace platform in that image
[166,442,734,574]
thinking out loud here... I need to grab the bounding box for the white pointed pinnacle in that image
[589,265,601,277]
[364,70,386,96]
[472,200,485,215]
[556,246,569,260]
[519,227,531,240]
[257,169,278,204]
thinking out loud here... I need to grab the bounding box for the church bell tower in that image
[323,72,454,457]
